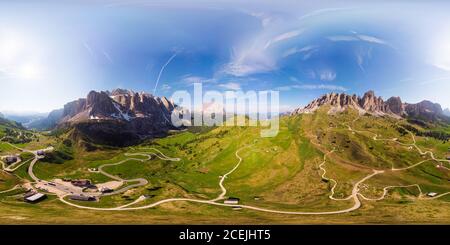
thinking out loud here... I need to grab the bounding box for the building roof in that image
[227,197,240,201]
[69,195,95,201]
[5,156,17,161]
[25,193,46,202]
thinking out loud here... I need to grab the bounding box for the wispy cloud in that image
[219,82,241,90]
[327,33,393,48]
[357,34,387,45]
[221,42,277,76]
[355,46,372,72]
[160,84,171,91]
[319,70,336,81]
[282,45,318,58]
[102,50,113,64]
[327,35,359,42]
[432,63,450,72]
[298,7,355,21]
[297,84,347,91]
[276,83,347,92]
[264,29,304,49]
[82,41,95,58]
[222,28,303,77]
[248,12,274,28]
[181,75,217,84]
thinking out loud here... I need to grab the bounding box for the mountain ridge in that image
[31,89,179,146]
[291,90,449,123]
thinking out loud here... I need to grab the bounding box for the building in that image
[69,195,96,201]
[71,179,92,187]
[36,150,45,156]
[5,156,18,164]
[427,192,438,197]
[24,193,47,203]
[224,197,240,205]
[100,187,113,193]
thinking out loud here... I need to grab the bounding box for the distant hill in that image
[26,109,63,131]
[0,114,27,141]
[0,116,25,130]
[444,108,450,117]
[1,112,48,128]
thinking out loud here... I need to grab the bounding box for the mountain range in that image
[28,89,178,146]
[3,89,449,147]
[291,90,450,123]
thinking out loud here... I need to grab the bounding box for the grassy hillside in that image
[0,111,449,224]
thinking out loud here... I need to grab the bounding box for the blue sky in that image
[1,0,450,112]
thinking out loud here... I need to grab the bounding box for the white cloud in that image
[181,75,216,84]
[297,84,347,91]
[222,28,303,77]
[219,82,241,90]
[221,43,277,76]
[102,50,113,64]
[161,84,171,91]
[327,35,359,42]
[319,70,336,81]
[249,12,274,28]
[289,76,300,82]
[264,29,304,49]
[282,45,318,58]
[298,8,354,21]
[356,34,388,45]
[355,47,373,72]
[327,33,393,48]
[432,62,450,71]
[276,83,347,92]
[223,61,275,77]
[302,49,318,60]
[82,41,94,58]
[275,85,293,91]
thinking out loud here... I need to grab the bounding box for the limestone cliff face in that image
[404,100,444,121]
[291,90,395,116]
[385,96,404,116]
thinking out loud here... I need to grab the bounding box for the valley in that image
[1,101,449,224]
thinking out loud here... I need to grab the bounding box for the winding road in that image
[2,118,449,216]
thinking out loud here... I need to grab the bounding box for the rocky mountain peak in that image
[404,100,444,121]
[110,88,135,96]
[385,96,403,115]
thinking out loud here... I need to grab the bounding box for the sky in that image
[1,0,450,113]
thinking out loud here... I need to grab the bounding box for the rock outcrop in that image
[385,96,404,116]
[404,100,444,122]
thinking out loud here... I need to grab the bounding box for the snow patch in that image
[112,101,133,121]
